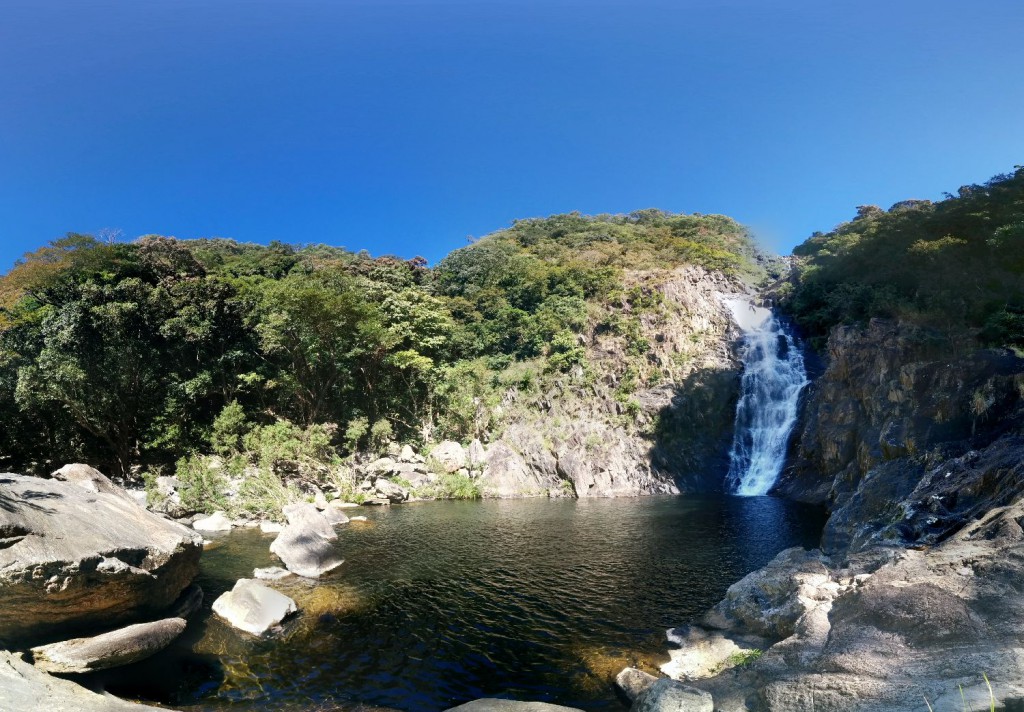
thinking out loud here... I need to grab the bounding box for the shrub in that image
[175,454,227,514]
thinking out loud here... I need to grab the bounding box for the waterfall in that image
[722,299,808,496]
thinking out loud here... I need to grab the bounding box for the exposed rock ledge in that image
[0,468,203,647]
[671,499,1024,711]
[0,650,164,711]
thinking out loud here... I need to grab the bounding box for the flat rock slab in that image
[30,617,187,673]
[212,578,297,635]
[0,650,165,711]
[445,701,584,712]
[0,471,202,646]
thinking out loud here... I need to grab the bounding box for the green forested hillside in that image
[0,210,756,480]
[785,166,1024,347]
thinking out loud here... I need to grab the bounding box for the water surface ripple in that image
[95,496,824,711]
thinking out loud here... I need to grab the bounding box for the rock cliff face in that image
[663,319,1024,710]
[774,319,1024,551]
[478,265,746,498]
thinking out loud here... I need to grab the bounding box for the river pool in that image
[88,495,825,711]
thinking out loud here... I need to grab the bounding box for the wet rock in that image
[192,511,233,532]
[30,617,187,673]
[169,583,204,618]
[253,566,293,581]
[269,503,344,578]
[631,678,713,712]
[615,667,659,702]
[430,440,467,473]
[212,578,297,635]
[0,472,202,646]
[361,498,391,506]
[445,701,584,712]
[0,650,165,711]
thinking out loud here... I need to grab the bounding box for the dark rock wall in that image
[774,318,1024,553]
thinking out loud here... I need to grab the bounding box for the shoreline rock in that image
[0,650,167,711]
[30,617,187,674]
[0,470,202,647]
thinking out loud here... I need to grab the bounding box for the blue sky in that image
[1,0,1022,270]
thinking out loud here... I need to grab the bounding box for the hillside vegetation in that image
[785,166,1024,348]
[0,210,758,486]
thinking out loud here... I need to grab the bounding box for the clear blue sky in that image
[1,0,1022,270]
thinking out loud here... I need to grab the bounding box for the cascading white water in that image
[722,299,808,496]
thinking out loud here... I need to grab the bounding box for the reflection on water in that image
[91,495,825,711]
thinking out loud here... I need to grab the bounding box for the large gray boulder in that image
[445,701,584,712]
[631,679,714,712]
[430,440,467,473]
[373,477,409,503]
[0,471,202,646]
[269,503,344,578]
[212,578,297,635]
[0,650,165,711]
[30,617,187,673]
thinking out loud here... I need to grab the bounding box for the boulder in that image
[0,650,165,711]
[193,510,233,532]
[366,457,397,474]
[30,617,187,674]
[631,679,713,712]
[430,440,467,473]
[321,506,350,526]
[269,503,344,578]
[0,472,202,646]
[211,578,297,635]
[616,667,659,702]
[468,439,486,468]
[399,444,417,462]
[445,701,584,712]
[148,475,190,518]
[373,478,409,503]
[259,521,284,534]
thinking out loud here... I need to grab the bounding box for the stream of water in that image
[89,496,825,711]
[724,302,809,496]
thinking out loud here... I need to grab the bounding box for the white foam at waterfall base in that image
[723,298,808,496]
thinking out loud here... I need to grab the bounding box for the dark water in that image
[94,496,825,711]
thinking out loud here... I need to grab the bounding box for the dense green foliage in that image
[786,167,1024,348]
[0,210,756,478]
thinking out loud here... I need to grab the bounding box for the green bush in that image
[210,401,251,456]
[174,454,227,514]
[415,473,481,500]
